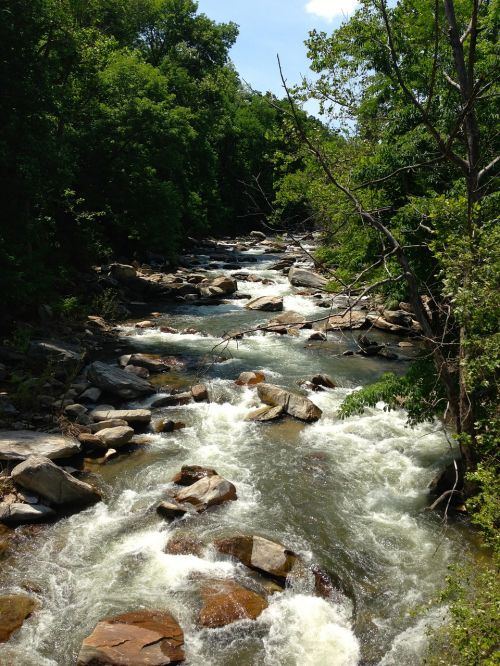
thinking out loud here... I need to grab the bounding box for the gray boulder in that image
[245,296,283,312]
[175,475,237,512]
[11,455,101,507]
[288,266,327,289]
[95,426,134,448]
[90,408,151,424]
[0,502,56,525]
[0,431,81,461]
[257,383,322,422]
[86,362,154,400]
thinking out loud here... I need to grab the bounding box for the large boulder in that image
[175,475,237,511]
[249,230,266,240]
[119,353,170,373]
[90,408,151,424]
[215,535,298,583]
[245,296,283,312]
[95,426,134,448]
[322,310,367,331]
[172,465,217,486]
[288,267,327,289]
[0,594,37,643]
[199,579,268,628]
[77,610,185,665]
[11,455,100,507]
[0,502,56,526]
[244,406,284,422]
[86,362,154,400]
[110,263,137,282]
[235,371,266,386]
[257,384,322,422]
[210,276,237,295]
[268,311,310,329]
[0,431,81,462]
[191,384,209,402]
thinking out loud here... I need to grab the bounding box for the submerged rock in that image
[86,361,154,400]
[77,610,185,665]
[11,455,101,507]
[199,579,268,628]
[257,383,322,422]
[165,532,204,556]
[0,594,37,643]
[0,431,81,462]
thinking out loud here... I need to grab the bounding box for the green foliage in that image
[338,360,447,425]
[90,288,122,321]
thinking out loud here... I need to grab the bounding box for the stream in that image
[0,240,474,665]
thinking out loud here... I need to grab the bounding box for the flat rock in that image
[0,594,36,643]
[0,502,56,526]
[86,362,154,400]
[257,384,322,422]
[150,393,192,409]
[288,267,327,289]
[175,475,237,511]
[244,405,284,422]
[0,431,81,461]
[90,408,151,424]
[172,465,217,486]
[96,426,134,448]
[322,311,367,331]
[11,455,101,507]
[215,535,297,583]
[268,311,309,329]
[199,579,268,628]
[77,610,185,665]
[245,296,283,312]
[120,353,171,373]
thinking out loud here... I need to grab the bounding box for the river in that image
[0,239,473,665]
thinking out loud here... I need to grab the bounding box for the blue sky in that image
[196,0,358,98]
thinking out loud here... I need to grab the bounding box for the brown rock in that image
[175,475,237,511]
[215,535,297,583]
[172,465,217,486]
[235,371,266,386]
[191,384,209,402]
[311,374,336,389]
[323,311,367,331]
[0,594,36,643]
[257,383,322,422]
[76,610,185,665]
[245,296,283,312]
[244,406,284,422]
[124,365,150,379]
[211,276,237,295]
[165,533,204,556]
[199,580,268,628]
[157,500,190,520]
[95,426,134,448]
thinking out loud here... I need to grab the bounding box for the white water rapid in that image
[0,242,472,665]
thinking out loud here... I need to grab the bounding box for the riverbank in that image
[0,233,474,665]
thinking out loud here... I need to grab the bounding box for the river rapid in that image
[0,239,473,665]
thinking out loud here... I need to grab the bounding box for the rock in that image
[428,461,465,506]
[95,426,134,448]
[110,263,137,282]
[249,230,266,240]
[160,326,179,334]
[377,347,398,360]
[211,276,237,295]
[189,384,208,403]
[124,365,150,379]
[356,334,383,356]
[78,433,103,448]
[288,266,327,289]
[27,340,83,369]
[244,405,284,422]
[86,362,154,400]
[157,500,190,520]
[64,403,88,419]
[172,465,217,486]
[76,610,185,665]
[310,374,336,389]
[268,257,297,271]
[215,535,297,583]
[150,393,192,409]
[175,475,237,511]
[257,384,322,422]
[135,320,154,329]
[89,418,129,432]
[120,353,170,373]
[11,455,100,507]
[165,532,203,556]
[235,371,266,386]
[323,311,367,331]
[0,594,37,643]
[308,331,327,341]
[0,431,81,461]
[366,313,409,334]
[90,408,152,424]
[382,309,413,327]
[199,579,268,628]
[245,296,283,312]
[268,311,311,329]
[0,502,56,526]
[79,386,102,403]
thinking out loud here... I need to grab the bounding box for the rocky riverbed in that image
[0,232,474,665]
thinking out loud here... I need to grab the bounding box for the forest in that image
[0,0,498,664]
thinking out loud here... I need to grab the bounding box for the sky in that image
[196,0,358,101]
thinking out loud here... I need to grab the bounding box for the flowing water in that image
[0,243,473,665]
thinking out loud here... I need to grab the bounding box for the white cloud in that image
[305,0,360,21]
